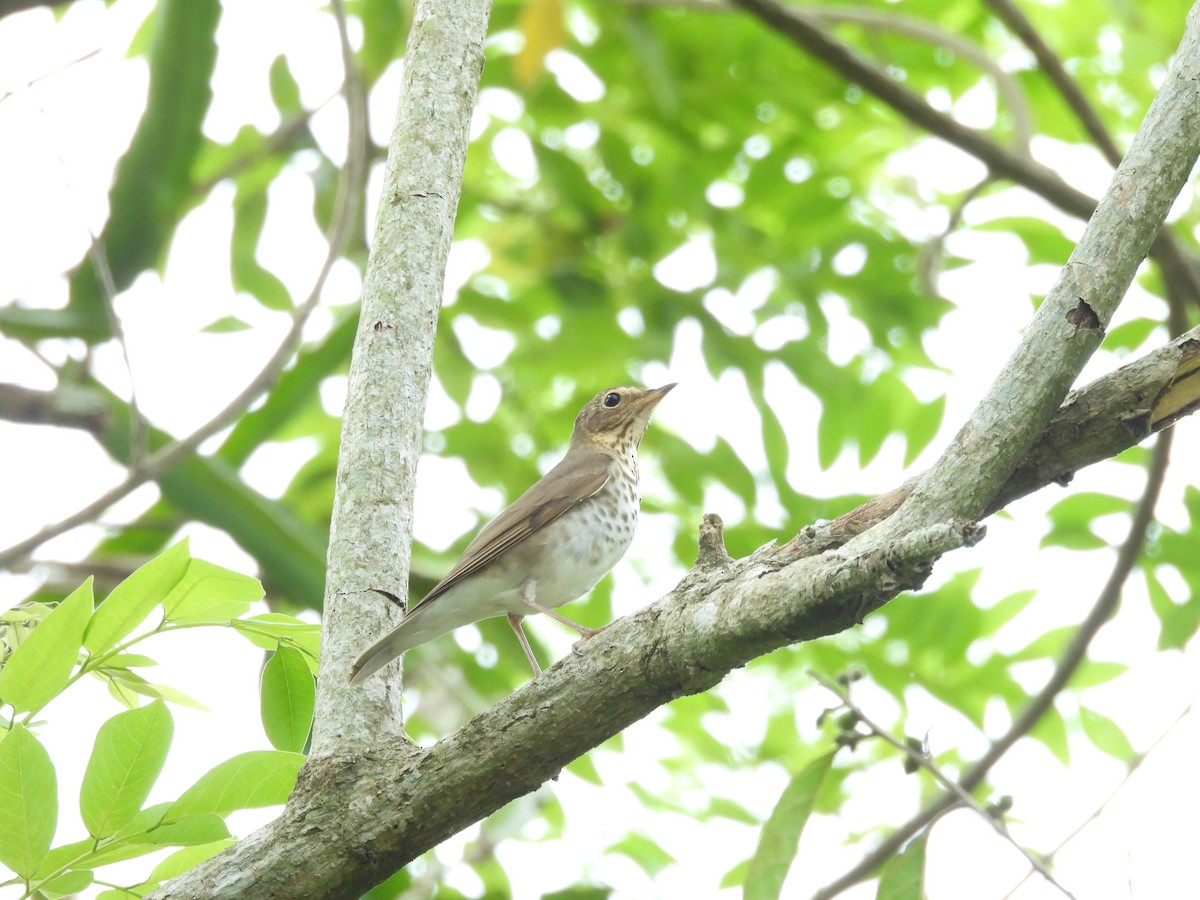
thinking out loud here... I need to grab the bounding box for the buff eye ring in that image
[604,392,621,408]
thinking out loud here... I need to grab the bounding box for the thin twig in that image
[614,0,1035,150]
[25,68,151,466]
[1001,697,1197,898]
[979,0,1200,316]
[812,429,1174,899]
[87,235,148,467]
[981,0,1121,165]
[0,1,369,571]
[917,176,993,297]
[811,671,1077,899]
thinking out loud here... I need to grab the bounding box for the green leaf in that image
[127,813,230,846]
[1041,492,1130,551]
[744,751,835,900]
[268,54,302,115]
[1079,707,1135,761]
[148,839,236,881]
[1069,660,1127,689]
[40,868,94,898]
[565,753,603,786]
[979,589,1037,637]
[233,614,321,673]
[105,654,159,668]
[200,315,253,334]
[162,559,264,625]
[608,832,675,877]
[97,669,209,711]
[0,725,58,878]
[260,645,315,753]
[875,829,928,900]
[1146,566,1200,651]
[1104,317,1161,353]
[84,539,192,655]
[1029,706,1070,765]
[164,751,305,822]
[81,700,174,839]
[0,577,93,714]
[721,859,749,890]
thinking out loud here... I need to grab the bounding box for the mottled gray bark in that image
[310,0,494,754]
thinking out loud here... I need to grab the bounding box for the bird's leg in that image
[506,612,542,676]
[517,580,603,657]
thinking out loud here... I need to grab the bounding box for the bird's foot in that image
[570,624,605,656]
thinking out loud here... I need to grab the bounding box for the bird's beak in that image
[645,383,677,408]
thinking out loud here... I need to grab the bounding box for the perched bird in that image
[348,384,675,685]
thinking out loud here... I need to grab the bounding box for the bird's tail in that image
[347,603,443,685]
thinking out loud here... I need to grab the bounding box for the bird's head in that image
[570,384,676,452]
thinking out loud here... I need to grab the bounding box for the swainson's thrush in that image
[349,384,675,684]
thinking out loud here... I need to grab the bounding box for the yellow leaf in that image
[515,0,565,87]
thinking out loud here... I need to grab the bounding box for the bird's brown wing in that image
[415,448,612,609]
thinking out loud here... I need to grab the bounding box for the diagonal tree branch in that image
[877,0,1200,533]
[813,426,1174,899]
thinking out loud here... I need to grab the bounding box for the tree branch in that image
[309,0,492,753]
[0,383,109,433]
[0,3,367,572]
[813,427,1174,899]
[879,0,1200,531]
[725,0,1200,306]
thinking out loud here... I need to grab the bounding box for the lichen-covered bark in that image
[310,0,494,754]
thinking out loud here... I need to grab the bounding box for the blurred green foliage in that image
[3,0,1200,896]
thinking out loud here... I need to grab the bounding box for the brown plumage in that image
[349,384,675,685]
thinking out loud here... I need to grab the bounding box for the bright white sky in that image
[2,2,1199,899]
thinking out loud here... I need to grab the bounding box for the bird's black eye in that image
[604,392,621,408]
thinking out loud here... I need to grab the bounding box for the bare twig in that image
[812,429,1174,899]
[86,235,148,467]
[917,176,993,297]
[979,0,1200,315]
[0,383,109,432]
[0,1,369,571]
[812,671,1077,899]
[24,68,151,465]
[614,0,1035,150]
[1001,698,1198,898]
[724,0,1200,306]
[982,0,1122,164]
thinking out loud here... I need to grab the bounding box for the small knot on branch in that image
[695,513,733,569]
